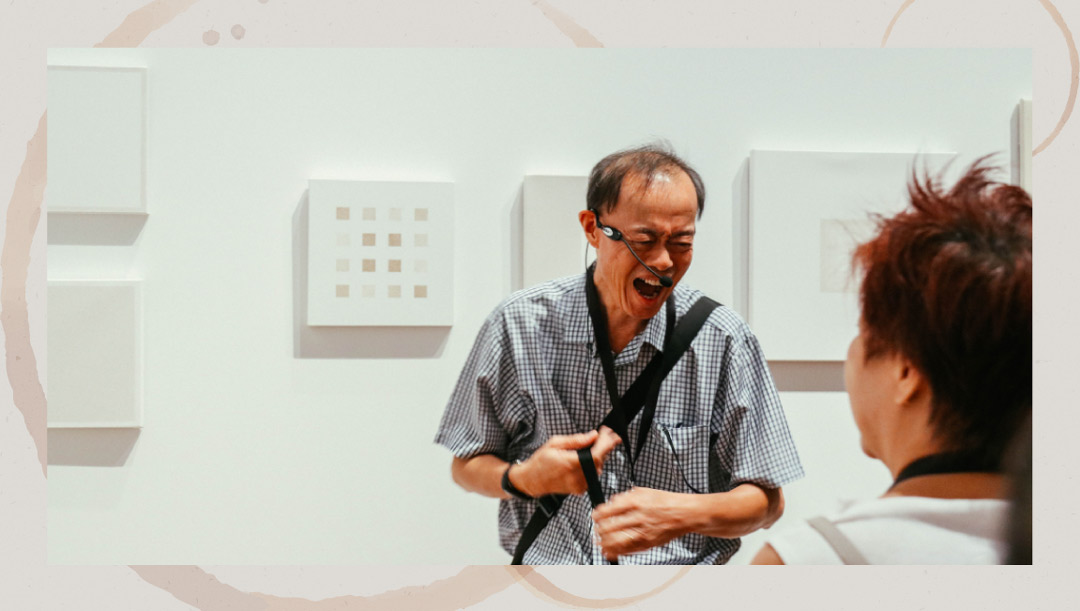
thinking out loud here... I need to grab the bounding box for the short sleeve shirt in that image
[434,273,804,564]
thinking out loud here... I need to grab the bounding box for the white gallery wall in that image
[45,48,1030,564]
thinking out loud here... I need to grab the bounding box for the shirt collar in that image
[561,275,670,354]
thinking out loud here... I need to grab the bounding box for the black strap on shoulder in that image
[889,451,1002,490]
[510,275,721,565]
[632,295,719,464]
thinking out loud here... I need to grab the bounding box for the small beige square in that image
[414,259,428,273]
[336,284,349,297]
[362,259,376,272]
[336,207,350,220]
[414,285,428,298]
[389,207,402,221]
[388,233,402,247]
[414,233,428,247]
[362,233,376,246]
[362,207,376,220]
[361,284,375,298]
[414,208,428,221]
[388,259,402,272]
[337,233,350,246]
[388,285,401,298]
[336,259,350,272]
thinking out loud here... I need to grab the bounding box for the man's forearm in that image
[681,483,784,538]
[451,454,511,499]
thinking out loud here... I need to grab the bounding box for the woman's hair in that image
[853,157,1032,464]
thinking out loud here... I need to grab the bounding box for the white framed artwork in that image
[47,65,147,214]
[522,175,591,288]
[306,180,454,326]
[47,280,143,428]
[748,150,955,361]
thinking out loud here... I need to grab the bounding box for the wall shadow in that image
[47,212,148,245]
[47,428,141,467]
[768,361,846,392]
[291,191,451,359]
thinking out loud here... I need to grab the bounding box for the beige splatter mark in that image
[94,0,203,47]
[203,29,221,45]
[879,0,916,48]
[506,566,691,608]
[530,0,604,48]
[2,112,48,475]
[1034,0,1077,155]
[882,0,1077,156]
[231,24,246,40]
[3,0,202,476]
[130,565,526,609]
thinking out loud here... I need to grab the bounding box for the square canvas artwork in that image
[47,280,143,427]
[307,180,454,326]
[522,175,591,288]
[47,66,147,214]
[748,150,955,360]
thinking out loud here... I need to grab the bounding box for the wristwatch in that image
[501,461,533,500]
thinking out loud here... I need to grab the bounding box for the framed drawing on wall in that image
[748,150,955,361]
[307,179,454,327]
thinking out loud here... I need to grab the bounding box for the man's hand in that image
[591,487,692,560]
[510,426,622,497]
[591,483,785,560]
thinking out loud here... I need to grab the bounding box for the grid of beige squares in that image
[332,205,431,300]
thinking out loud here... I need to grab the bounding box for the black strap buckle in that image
[538,495,561,518]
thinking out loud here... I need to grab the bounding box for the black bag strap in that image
[632,295,719,463]
[510,290,721,565]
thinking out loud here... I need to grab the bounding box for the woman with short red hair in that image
[753,159,1032,564]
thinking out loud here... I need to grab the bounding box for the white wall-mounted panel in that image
[748,150,955,361]
[47,281,142,428]
[47,66,147,214]
[1017,98,1033,192]
[522,175,590,287]
[307,180,454,326]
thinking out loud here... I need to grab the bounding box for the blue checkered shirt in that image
[435,273,804,564]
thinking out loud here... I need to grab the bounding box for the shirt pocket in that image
[635,421,712,494]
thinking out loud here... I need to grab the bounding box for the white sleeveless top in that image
[766,496,1010,564]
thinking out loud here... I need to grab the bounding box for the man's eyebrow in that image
[628,227,696,238]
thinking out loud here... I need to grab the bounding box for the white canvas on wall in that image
[47,66,147,214]
[307,180,454,326]
[522,175,591,288]
[47,280,143,428]
[748,150,955,361]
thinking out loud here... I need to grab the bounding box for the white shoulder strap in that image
[806,516,870,565]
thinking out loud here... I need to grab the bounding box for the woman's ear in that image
[579,209,601,248]
[893,356,928,406]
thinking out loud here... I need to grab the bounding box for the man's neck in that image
[595,288,647,354]
[607,316,647,354]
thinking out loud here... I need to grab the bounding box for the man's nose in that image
[648,245,675,272]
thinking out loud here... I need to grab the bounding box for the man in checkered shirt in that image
[435,145,804,564]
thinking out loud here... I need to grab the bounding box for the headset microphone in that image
[594,213,674,288]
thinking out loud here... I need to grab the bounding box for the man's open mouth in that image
[633,277,664,299]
